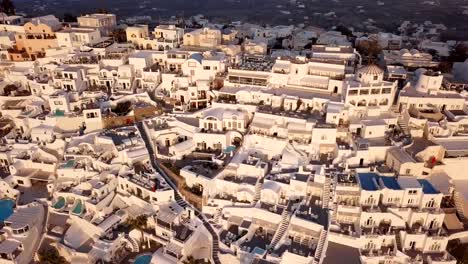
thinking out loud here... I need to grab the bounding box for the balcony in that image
[25,34,56,40]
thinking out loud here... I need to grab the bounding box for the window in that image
[373,75,378,80]
[360,89,369,95]
[203,66,211,70]
[406,169,411,175]
[382,88,392,94]
[348,90,358,96]
[371,89,380,94]
[17,179,24,185]
[426,199,435,208]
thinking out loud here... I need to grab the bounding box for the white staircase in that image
[395,231,402,250]
[125,234,140,252]
[269,207,290,250]
[330,175,338,222]
[397,118,409,135]
[313,230,328,264]
[454,193,466,221]
[322,177,331,209]
[252,178,263,205]
[213,208,222,223]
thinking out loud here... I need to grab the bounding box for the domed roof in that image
[400,49,411,57]
[358,64,384,75]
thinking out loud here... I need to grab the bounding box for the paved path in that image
[136,122,221,264]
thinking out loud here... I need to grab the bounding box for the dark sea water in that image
[15,0,468,38]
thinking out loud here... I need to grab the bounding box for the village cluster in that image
[0,10,467,264]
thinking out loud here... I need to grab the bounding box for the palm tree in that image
[183,255,196,264]
[0,0,15,16]
[126,215,149,247]
[38,247,68,264]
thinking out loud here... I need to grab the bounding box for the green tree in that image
[38,247,68,264]
[126,215,149,247]
[96,8,108,14]
[450,42,468,62]
[126,215,148,230]
[335,25,353,38]
[63,13,77,23]
[356,39,382,63]
[0,0,15,16]
[109,28,127,43]
[183,255,196,264]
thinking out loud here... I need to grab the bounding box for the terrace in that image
[257,105,325,121]
[274,237,318,258]
[404,250,456,263]
[185,162,220,179]
[259,202,285,215]
[172,224,193,243]
[231,57,275,72]
[240,227,274,254]
[265,174,290,184]
[295,196,329,228]
[360,244,396,257]
[361,222,395,236]
[222,175,257,185]
[220,224,242,246]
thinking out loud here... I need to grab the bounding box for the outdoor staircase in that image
[213,208,222,223]
[397,119,410,135]
[125,234,140,252]
[330,175,338,222]
[322,177,331,209]
[390,105,399,113]
[181,217,191,225]
[454,193,466,221]
[395,231,402,251]
[269,207,291,250]
[252,177,263,205]
[313,230,328,264]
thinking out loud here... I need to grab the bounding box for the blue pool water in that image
[223,145,236,153]
[358,173,379,191]
[72,200,83,215]
[53,197,65,209]
[252,247,266,255]
[134,254,152,264]
[0,199,14,222]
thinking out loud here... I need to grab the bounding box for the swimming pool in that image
[53,197,65,210]
[223,145,236,153]
[72,200,83,215]
[134,254,152,264]
[0,199,14,222]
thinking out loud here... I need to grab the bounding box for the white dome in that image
[357,64,384,75]
[356,64,384,84]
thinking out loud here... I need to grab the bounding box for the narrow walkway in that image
[136,122,221,264]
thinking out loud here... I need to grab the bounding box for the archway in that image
[232,137,242,146]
